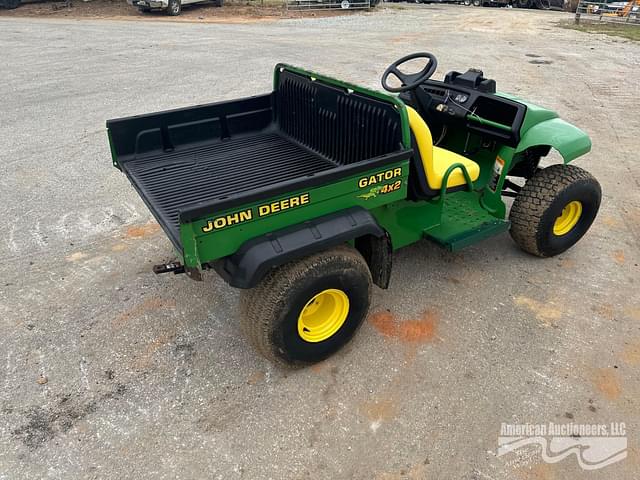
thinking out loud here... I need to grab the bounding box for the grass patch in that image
[561,20,640,41]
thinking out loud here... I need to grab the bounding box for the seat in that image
[406,106,480,191]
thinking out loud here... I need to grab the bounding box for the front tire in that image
[166,0,181,15]
[239,245,372,367]
[509,164,601,257]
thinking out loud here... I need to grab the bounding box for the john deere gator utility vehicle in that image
[107,52,601,366]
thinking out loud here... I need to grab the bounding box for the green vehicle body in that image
[108,64,591,285]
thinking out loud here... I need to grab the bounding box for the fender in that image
[213,207,389,289]
[515,117,592,163]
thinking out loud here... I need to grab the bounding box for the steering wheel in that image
[381,52,438,93]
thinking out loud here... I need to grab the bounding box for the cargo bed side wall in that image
[179,160,411,269]
[107,94,274,163]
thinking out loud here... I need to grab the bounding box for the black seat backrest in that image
[275,69,404,165]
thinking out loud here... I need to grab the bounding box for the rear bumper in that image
[128,0,167,8]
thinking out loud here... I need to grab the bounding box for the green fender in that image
[515,117,592,163]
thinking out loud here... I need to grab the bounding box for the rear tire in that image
[239,245,372,367]
[166,0,181,15]
[509,164,601,258]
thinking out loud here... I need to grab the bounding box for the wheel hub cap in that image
[297,289,349,343]
[553,200,582,236]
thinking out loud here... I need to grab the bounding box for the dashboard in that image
[399,69,527,148]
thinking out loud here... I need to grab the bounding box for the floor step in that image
[424,192,510,251]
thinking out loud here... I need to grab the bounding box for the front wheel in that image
[239,245,372,367]
[509,164,601,258]
[166,0,181,15]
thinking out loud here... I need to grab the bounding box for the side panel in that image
[515,118,592,163]
[179,160,410,269]
[370,199,441,250]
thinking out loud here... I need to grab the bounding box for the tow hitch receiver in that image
[153,262,185,275]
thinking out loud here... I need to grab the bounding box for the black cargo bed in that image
[109,67,411,252]
[121,131,337,248]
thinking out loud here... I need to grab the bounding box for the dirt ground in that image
[1,4,640,480]
[0,0,357,22]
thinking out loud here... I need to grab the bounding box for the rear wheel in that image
[472,0,481,6]
[166,0,181,15]
[509,164,601,257]
[239,245,372,367]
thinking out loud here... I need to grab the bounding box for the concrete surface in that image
[1,5,639,479]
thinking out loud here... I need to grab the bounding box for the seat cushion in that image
[432,146,481,189]
[405,105,480,191]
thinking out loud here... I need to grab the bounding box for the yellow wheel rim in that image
[553,200,582,236]
[297,289,349,343]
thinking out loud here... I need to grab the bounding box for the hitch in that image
[153,262,185,275]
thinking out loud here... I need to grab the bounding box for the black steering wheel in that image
[381,52,438,93]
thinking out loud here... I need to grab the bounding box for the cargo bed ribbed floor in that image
[121,132,336,247]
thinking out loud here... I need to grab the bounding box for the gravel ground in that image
[0,0,329,23]
[1,5,639,479]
